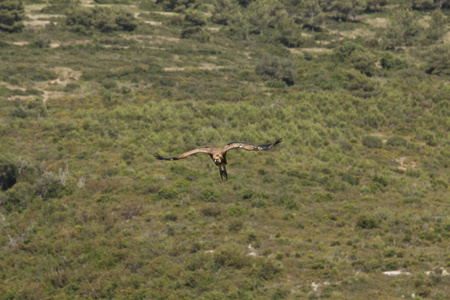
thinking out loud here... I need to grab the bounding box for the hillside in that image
[0,0,449,299]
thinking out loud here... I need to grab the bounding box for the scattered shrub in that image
[341,173,360,186]
[201,205,221,217]
[158,185,178,200]
[386,136,407,147]
[163,211,178,221]
[227,205,245,217]
[200,188,220,202]
[255,259,283,280]
[213,245,250,269]
[228,219,243,232]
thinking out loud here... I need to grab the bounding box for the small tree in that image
[0,0,25,33]
[181,9,210,41]
[302,0,324,32]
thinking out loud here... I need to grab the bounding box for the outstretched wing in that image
[222,138,282,153]
[155,147,212,161]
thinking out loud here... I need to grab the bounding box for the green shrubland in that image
[0,0,449,298]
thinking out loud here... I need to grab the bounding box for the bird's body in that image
[155,138,282,180]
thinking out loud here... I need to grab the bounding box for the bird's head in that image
[213,155,221,164]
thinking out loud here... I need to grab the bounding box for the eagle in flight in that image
[155,138,282,180]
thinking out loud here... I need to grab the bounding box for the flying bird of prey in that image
[155,138,282,180]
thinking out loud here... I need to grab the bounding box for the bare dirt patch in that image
[152,11,179,17]
[395,157,417,171]
[289,48,332,54]
[11,41,30,46]
[163,63,224,72]
[24,11,63,29]
[24,20,53,29]
[443,31,450,44]
[4,67,83,103]
[121,34,180,44]
[365,17,388,28]
[144,21,163,26]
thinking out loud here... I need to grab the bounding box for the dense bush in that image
[356,213,380,229]
[0,155,18,191]
[255,55,296,85]
[380,53,408,70]
[334,42,377,76]
[362,136,383,148]
[65,6,137,32]
[0,0,24,32]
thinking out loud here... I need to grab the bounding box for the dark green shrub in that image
[227,206,245,217]
[228,220,243,232]
[33,37,51,49]
[255,259,283,280]
[64,83,80,92]
[334,42,364,62]
[0,156,18,191]
[348,49,377,76]
[386,136,407,147]
[34,171,68,200]
[31,69,58,82]
[372,175,388,187]
[425,10,447,41]
[0,182,33,212]
[342,173,360,186]
[356,213,380,229]
[403,197,421,204]
[213,245,250,269]
[200,188,220,202]
[101,79,118,90]
[65,6,137,32]
[312,192,335,202]
[342,69,377,93]
[383,9,420,48]
[158,185,178,200]
[380,53,408,70]
[0,0,24,32]
[265,79,287,89]
[255,55,296,86]
[412,0,435,11]
[163,211,178,221]
[201,205,221,217]
[157,0,196,12]
[424,133,437,146]
[362,136,383,148]
[183,9,206,27]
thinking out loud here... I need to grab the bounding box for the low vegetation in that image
[0,0,449,298]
